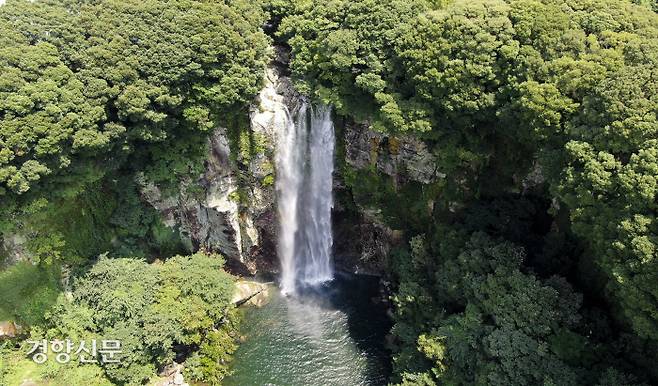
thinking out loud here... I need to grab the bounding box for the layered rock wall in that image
[139,46,301,274]
[333,121,445,275]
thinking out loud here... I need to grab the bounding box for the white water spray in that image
[276,103,335,295]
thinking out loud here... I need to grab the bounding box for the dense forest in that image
[1,0,658,385]
[0,0,268,384]
[276,0,658,383]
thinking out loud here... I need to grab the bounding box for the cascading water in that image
[276,102,335,295]
[275,104,306,295]
[226,62,390,386]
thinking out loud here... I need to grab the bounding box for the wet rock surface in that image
[233,280,273,307]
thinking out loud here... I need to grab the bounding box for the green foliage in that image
[425,234,583,385]
[0,262,60,326]
[28,253,238,385]
[0,344,113,386]
[262,174,275,187]
[184,309,240,385]
[278,0,428,121]
[0,0,269,224]
[236,130,270,164]
[20,187,115,265]
[632,0,658,12]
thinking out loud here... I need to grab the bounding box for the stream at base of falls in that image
[224,273,392,386]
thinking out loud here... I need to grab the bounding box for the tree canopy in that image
[275,0,658,383]
[0,0,268,211]
[21,253,238,385]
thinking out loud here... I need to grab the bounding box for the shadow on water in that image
[225,273,392,386]
[298,272,393,376]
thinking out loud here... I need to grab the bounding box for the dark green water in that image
[224,273,392,386]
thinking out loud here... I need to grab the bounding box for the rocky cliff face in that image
[344,122,444,185]
[333,121,444,275]
[138,127,247,264]
[140,46,445,277]
[140,46,301,275]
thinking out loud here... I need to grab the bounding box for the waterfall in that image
[276,103,335,295]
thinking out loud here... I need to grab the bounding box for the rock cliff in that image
[139,46,446,277]
[139,46,300,274]
[333,120,444,275]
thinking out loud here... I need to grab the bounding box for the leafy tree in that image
[0,262,60,326]
[183,310,240,385]
[424,234,582,385]
[26,253,239,385]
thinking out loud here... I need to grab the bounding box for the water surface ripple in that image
[225,274,391,386]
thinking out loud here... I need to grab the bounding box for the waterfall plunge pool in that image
[224,273,392,386]
[237,100,387,385]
